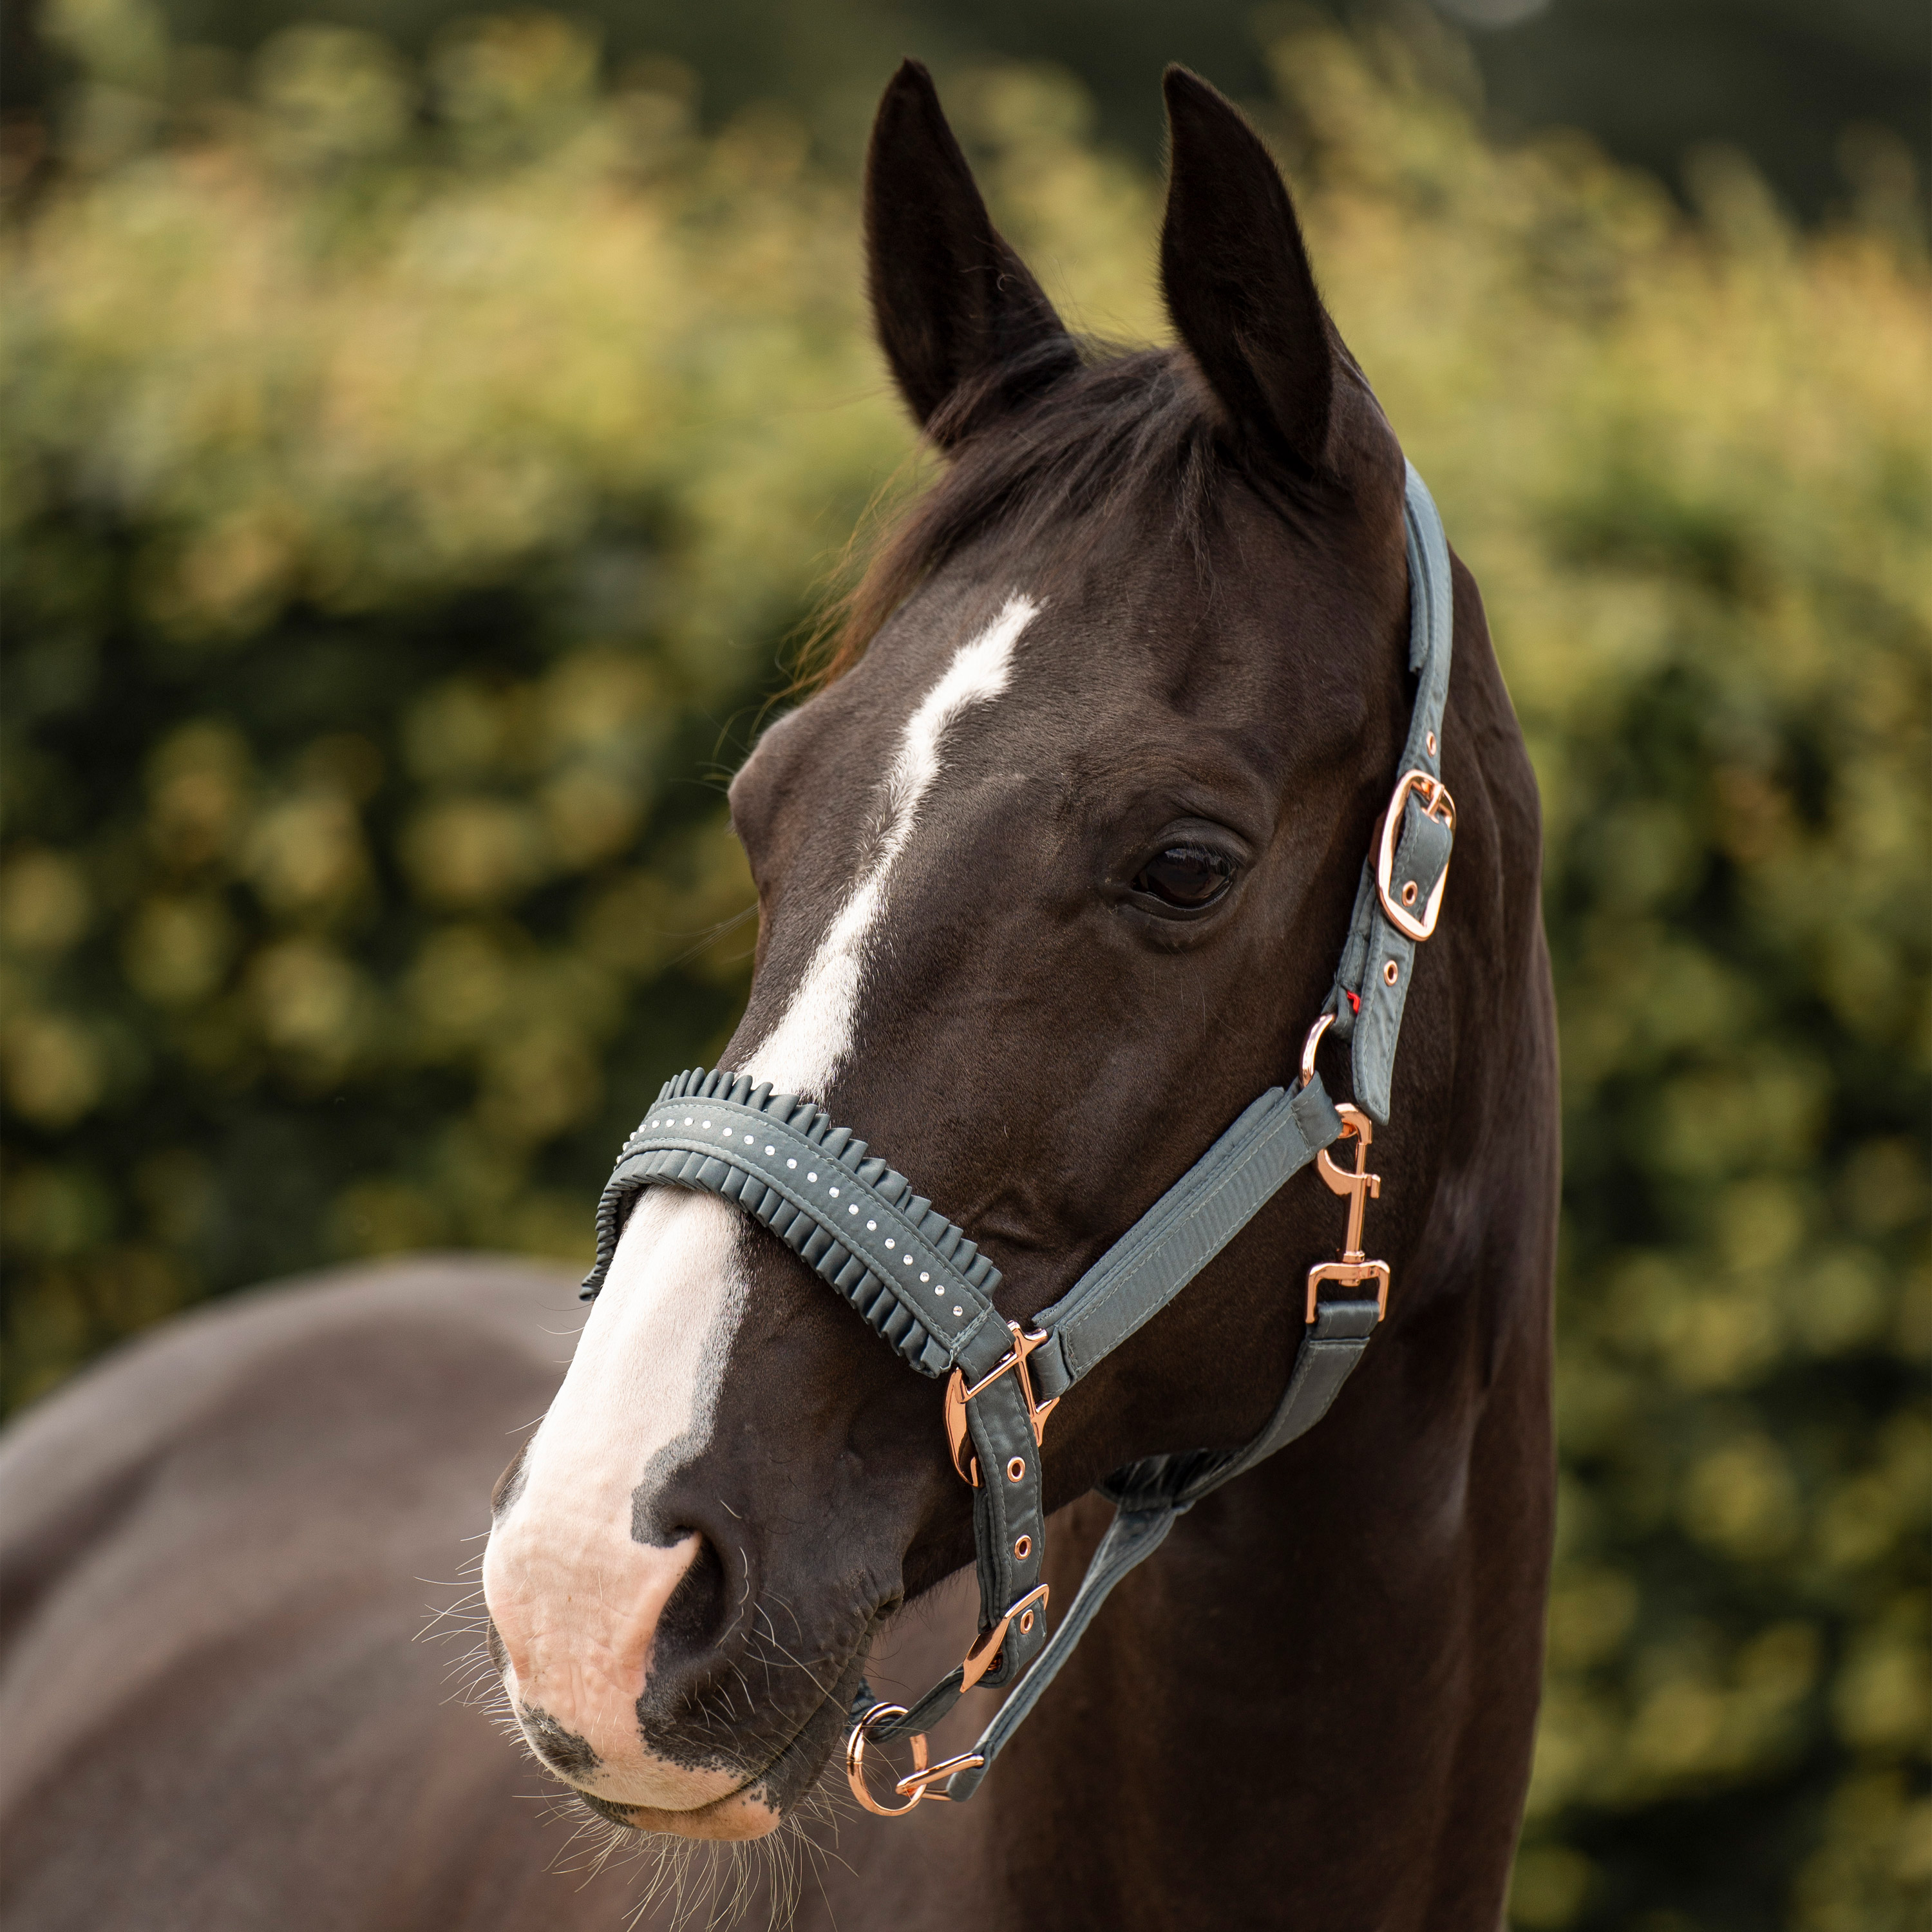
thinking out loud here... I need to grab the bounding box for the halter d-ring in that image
[846,1702,985,1815]
[845,1704,925,1815]
[1300,1010,1336,1088]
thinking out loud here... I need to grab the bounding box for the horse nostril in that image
[653,1530,730,1660]
[491,1441,530,1517]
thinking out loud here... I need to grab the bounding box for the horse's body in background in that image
[0,1260,609,1931]
[0,62,1557,1932]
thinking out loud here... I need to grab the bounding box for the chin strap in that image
[581,461,1458,1811]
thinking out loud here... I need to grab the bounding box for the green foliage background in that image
[3,6,1926,1927]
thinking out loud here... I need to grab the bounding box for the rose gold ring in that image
[845,1701,987,1816]
[846,1703,926,1816]
[1300,1010,1336,1089]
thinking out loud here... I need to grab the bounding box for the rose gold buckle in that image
[943,1322,1059,1487]
[845,1703,985,1816]
[959,1584,1049,1692]
[1375,769,1455,942]
[1305,1103,1390,1322]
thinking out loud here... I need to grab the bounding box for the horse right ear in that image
[864,61,1079,447]
[1159,66,1336,478]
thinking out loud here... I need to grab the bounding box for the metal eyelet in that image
[1014,1535,1032,1560]
[1006,1456,1026,1482]
[1383,960,1399,985]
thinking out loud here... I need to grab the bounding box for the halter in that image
[581,461,1458,1814]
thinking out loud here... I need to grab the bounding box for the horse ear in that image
[1159,66,1334,477]
[865,60,1079,446]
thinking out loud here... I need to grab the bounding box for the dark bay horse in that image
[0,63,1557,1932]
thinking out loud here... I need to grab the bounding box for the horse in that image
[0,61,1557,1932]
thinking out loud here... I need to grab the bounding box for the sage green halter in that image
[582,461,1459,1812]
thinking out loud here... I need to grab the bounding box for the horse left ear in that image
[865,60,1079,446]
[1160,66,1336,478]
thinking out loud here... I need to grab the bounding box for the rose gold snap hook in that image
[892,1750,986,1804]
[1305,1103,1391,1323]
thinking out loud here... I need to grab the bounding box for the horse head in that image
[481,61,1515,1842]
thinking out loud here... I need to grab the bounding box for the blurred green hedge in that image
[2,9,1926,1928]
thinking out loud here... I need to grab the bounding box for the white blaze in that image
[483,592,1034,1815]
[516,1188,747,1535]
[744,592,1036,1097]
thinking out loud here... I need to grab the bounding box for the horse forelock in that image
[808,345,1234,690]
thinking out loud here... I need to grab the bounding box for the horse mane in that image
[802,342,1227,689]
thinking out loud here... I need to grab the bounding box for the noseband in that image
[581,462,1459,1813]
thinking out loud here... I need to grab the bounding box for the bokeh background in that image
[2,1,1926,1926]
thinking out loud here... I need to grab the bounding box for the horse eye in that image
[1133,845,1235,911]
